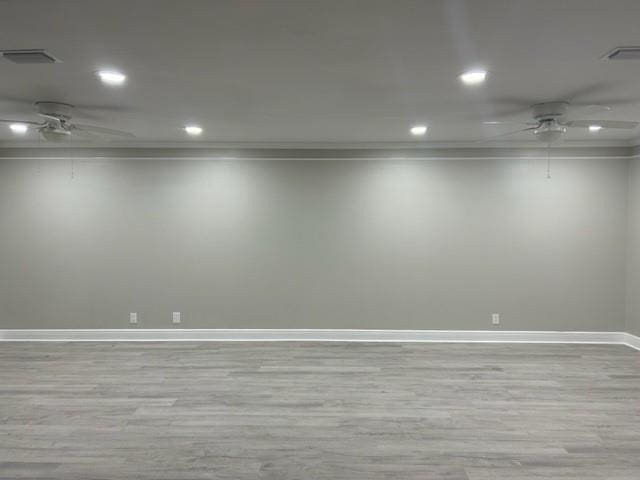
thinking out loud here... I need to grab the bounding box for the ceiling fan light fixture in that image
[536,130,563,143]
[9,123,28,134]
[40,127,70,143]
[589,124,603,132]
[534,121,566,143]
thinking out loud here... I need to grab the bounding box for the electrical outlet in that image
[172,312,181,324]
[129,312,138,325]
[492,313,500,325]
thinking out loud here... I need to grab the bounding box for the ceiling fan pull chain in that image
[546,142,552,179]
[69,133,75,180]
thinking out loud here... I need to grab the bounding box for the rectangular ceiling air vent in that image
[603,46,640,60]
[1,49,59,64]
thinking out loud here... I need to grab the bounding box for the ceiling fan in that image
[0,101,134,142]
[481,101,639,143]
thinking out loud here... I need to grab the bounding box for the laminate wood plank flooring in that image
[0,342,639,479]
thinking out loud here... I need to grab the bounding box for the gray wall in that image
[627,157,640,336]
[0,154,629,331]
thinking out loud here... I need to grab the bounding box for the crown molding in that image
[623,332,640,350]
[0,145,633,160]
[0,139,633,148]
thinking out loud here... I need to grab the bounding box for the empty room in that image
[1,1,640,479]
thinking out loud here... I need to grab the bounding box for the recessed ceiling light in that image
[459,69,487,85]
[184,125,203,136]
[9,123,28,134]
[588,124,603,132]
[96,69,127,86]
[410,125,428,136]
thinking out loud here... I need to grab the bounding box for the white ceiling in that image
[1,0,640,146]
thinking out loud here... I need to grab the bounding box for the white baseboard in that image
[0,329,634,347]
[623,332,640,351]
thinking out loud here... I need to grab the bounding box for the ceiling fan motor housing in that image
[35,101,74,121]
[532,101,570,122]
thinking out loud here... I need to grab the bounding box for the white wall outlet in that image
[492,313,500,325]
[129,312,138,325]
[172,312,181,324]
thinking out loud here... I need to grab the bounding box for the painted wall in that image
[626,157,640,336]
[0,154,629,331]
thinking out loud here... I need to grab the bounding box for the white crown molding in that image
[623,332,640,351]
[0,146,633,161]
[0,329,632,345]
[0,139,634,149]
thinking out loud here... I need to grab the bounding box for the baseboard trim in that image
[623,332,640,351]
[0,329,634,346]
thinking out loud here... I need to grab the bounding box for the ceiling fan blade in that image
[72,123,135,138]
[0,119,44,126]
[565,104,612,120]
[483,107,537,123]
[474,126,537,142]
[71,104,135,122]
[561,83,613,102]
[565,120,639,129]
[489,97,533,107]
[70,128,105,142]
[76,103,133,112]
[483,120,538,126]
[0,95,34,107]
[571,99,640,108]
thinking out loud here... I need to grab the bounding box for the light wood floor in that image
[1,342,639,479]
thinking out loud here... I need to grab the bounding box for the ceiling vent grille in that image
[603,46,640,60]
[1,49,59,64]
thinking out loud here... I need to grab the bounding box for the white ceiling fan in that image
[480,101,639,143]
[0,101,134,142]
